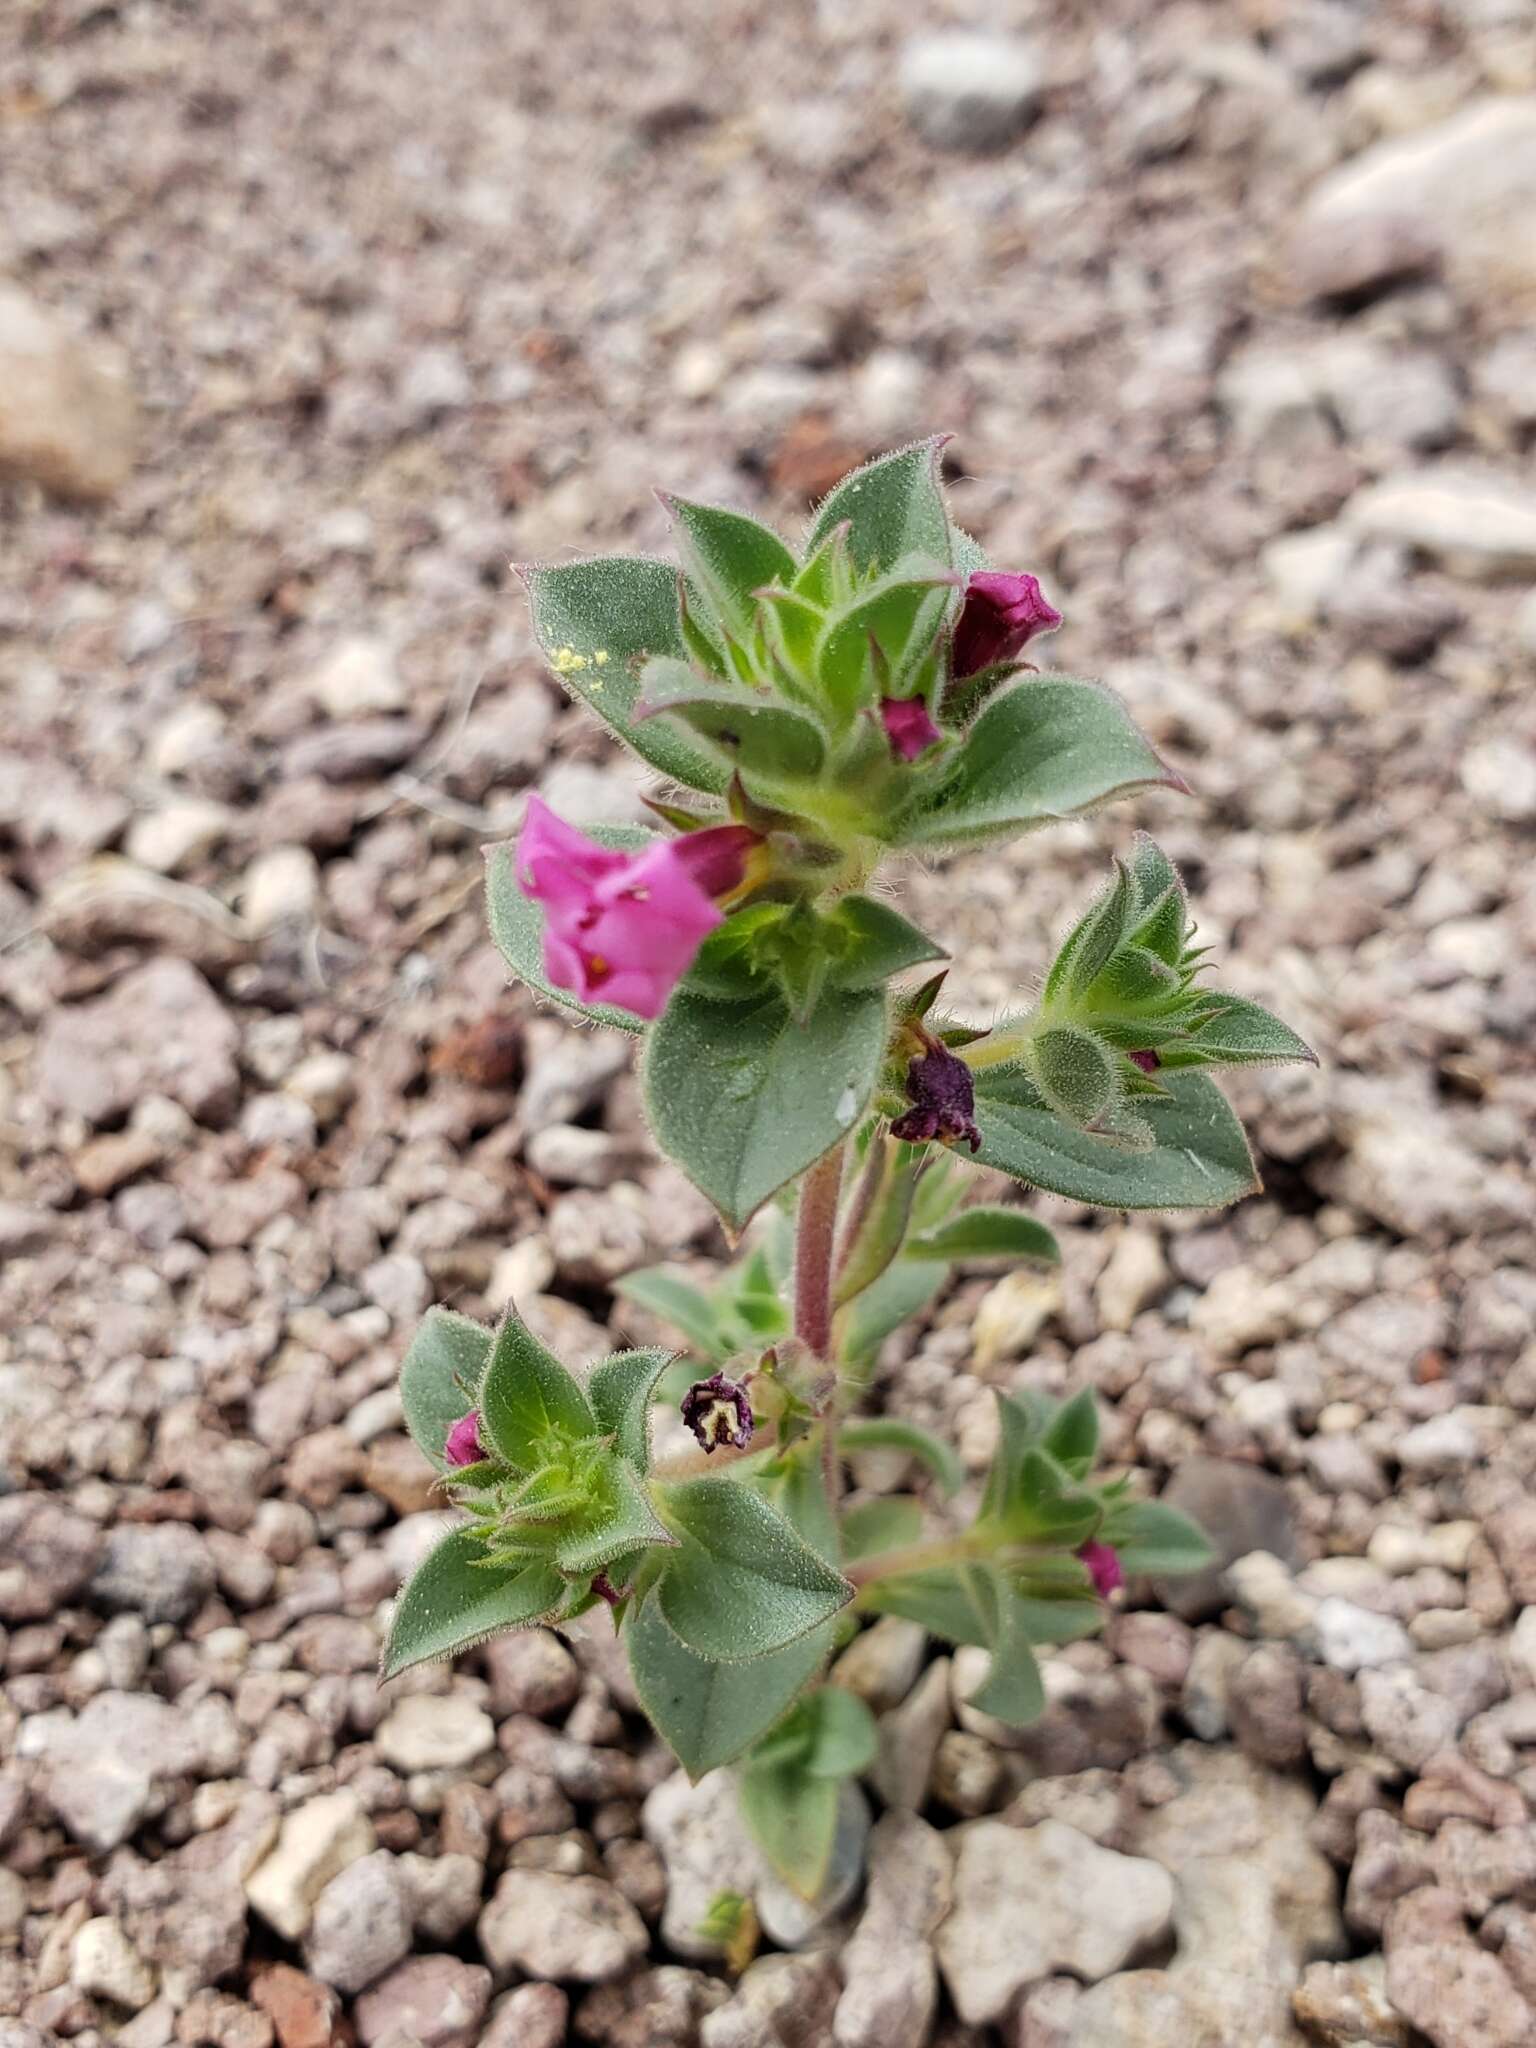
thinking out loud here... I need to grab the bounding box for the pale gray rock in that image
[835,1812,952,2048]
[477,1867,648,1984]
[36,959,240,1126]
[302,1851,413,1995]
[935,1819,1174,2025]
[0,283,138,500]
[899,33,1044,152]
[643,1769,767,1962]
[244,1791,376,1941]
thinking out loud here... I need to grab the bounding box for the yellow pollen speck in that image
[588,955,610,980]
[593,650,610,666]
[551,645,588,675]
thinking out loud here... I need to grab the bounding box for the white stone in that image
[1261,525,1359,626]
[971,1267,1063,1368]
[1396,1410,1483,1476]
[308,635,406,718]
[1096,1227,1169,1332]
[1190,1266,1295,1354]
[374,1693,494,1773]
[1462,739,1536,825]
[643,1770,767,1962]
[1511,1608,1536,1688]
[302,1849,413,1994]
[125,799,231,875]
[477,1868,647,1983]
[1299,95,1536,309]
[71,1916,157,2010]
[1314,1596,1413,1674]
[899,33,1044,152]
[1344,468,1536,579]
[148,702,229,780]
[242,846,321,934]
[935,1819,1175,2025]
[834,1812,951,2048]
[1226,1552,1321,1643]
[244,1790,376,1940]
[0,283,138,501]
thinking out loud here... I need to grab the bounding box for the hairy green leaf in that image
[658,494,797,647]
[518,557,728,792]
[627,1594,831,1779]
[644,984,887,1229]
[480,1308,596,1471]
[553,1454,668,1576]
[806,436,952,575]
[613,1268,726,1360]
[587,1349,673,1474]
[839,1496,925,1561]
[382,1526,562,1679]
[738,1758,840,1900]
[1041,1387,1099,1479]
[654,1477,853,1662]
[399,1308,493,1471]
[635,657,829,786]
[1102,1498,1215,1576]
[904,1206,1060,1267]
[898,676,1181,849]
[1160,996,1316,1071]
[972,1066,1260,1211]
[824,895,947,992]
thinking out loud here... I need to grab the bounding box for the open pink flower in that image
[880,695,943,763]
[517,795,754,1021]
[952,571,1062,679]
[1078,1540,1124,1599]
[444,1410,486,1468]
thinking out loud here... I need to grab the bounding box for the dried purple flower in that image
[1078,1540,1124,1599]
[444,1409,487,1468]
[890,1038,981,1153]
[680,1371,754,1454]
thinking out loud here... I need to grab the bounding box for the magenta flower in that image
[890,1038,981,1153]
[517,795,755,1021]
[1078,1540,1124,1599]
[444,1410,486,1468]
[680,1372,754,1454]
[951,571,1063,679]
[880,695,943,763]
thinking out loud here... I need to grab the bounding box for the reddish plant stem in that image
[794,1143,845,1362]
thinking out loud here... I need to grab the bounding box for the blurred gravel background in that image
[2,1,1535,2044]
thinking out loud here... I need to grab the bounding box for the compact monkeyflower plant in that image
[387,439,1314,1901]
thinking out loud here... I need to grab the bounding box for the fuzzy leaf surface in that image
[654,1476,853,1662]
[645,984,887,1229]
[805,436,952,575]
[519,557,728,792]
[400,1308,493,1471]
[899,677,1178,848]
[480,1308,596,1471]
[383,1527,562,1678]
[972,1066,1259,1211]
[626,1594,831,1779]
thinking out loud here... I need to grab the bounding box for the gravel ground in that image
[3,1,1536,2044]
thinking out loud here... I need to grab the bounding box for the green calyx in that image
[962,835,1316,1161]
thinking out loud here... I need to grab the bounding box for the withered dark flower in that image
[891,1039,981,1153]
[680,1371,754,1454]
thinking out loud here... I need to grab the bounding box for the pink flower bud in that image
[444,1410,486,1468]
[516,795,744,1021]
[951,571,1062,679]
[1127,1049,1161,1075]
[1078,1539,1124,1599]
[880,695,943,763]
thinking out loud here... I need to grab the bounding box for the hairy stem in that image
[846,1532,981,1590]
[794,1143,844,1362]
[797,1144,846,1504]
